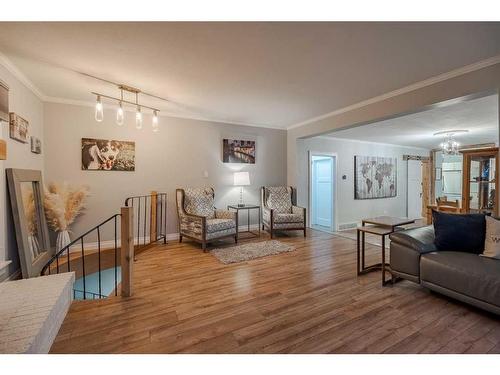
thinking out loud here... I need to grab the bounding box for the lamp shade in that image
[233,171,250,186]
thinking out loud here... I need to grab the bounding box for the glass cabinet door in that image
[467,154,496,213]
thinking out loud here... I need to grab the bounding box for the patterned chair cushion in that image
[184,187,215,219]
[207,227,236,240]
[274,213,304,223]
[206,218,236,233]
[266,186,292,214]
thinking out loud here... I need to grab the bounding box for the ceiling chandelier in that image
[433,129,469,155]
[93,84,160,132]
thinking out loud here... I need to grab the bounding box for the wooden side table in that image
[227,204,261,239]
[357,225,400,286]
[357,216,414,286]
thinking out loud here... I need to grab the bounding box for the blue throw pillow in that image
[432,210,487,253]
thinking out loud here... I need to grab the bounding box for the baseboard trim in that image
[337,222,359,231]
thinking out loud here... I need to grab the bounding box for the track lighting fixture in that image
[152,110,159,132]
[95,95,103,122]
[92,84,161,132]
[135,106,143,129]
[116,90,124,126]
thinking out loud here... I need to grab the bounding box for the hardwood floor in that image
[51,229,500,354]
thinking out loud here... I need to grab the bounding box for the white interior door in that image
[312,156,334,229]
[407,160,423,219]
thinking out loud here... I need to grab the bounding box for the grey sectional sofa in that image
[389,225,500,315]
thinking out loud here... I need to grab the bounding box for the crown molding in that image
[4,49,499,133]
[287,54,500,131]
[0,51,46,100]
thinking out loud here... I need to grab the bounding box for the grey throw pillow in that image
[483,216,500,259]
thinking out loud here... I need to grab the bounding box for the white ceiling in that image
[326,94,499,150]
[0,22,500,128]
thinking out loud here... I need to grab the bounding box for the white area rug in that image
[211,240,295,264]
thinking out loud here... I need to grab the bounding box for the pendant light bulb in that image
[116,101,124,126]
[95,95,104,122]
[135,106,143,129]
[152,110,159,132]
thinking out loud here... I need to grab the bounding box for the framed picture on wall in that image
[354,155,397,199]
[30,136,42,154]
[9,112,29,143]
[222,139,255,164]
[81,138,135,171]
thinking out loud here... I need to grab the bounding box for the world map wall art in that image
[354,156,397,199]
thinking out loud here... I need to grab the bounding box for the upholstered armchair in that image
[176,187,238,252]
[261,186,306,238]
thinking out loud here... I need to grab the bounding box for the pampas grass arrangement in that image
[44,182,89,250]
[44,182,89,231]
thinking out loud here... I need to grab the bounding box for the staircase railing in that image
[40,214,121,300]
[125,191,167,258]
[40,192,166,300]
[40,206,135,301]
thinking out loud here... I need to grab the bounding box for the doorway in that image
[407,159,424,219]
[310,153,336,232]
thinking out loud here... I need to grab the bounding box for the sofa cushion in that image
[389,226,436,253]
[432,210,486,254]
[266,186,292,214]
[483,216,500,260]
[420,251,500,308]
[274,213,304,223]
[184,187,215,219]
[206,218,236,233]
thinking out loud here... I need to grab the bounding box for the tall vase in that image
[56,230,71,252]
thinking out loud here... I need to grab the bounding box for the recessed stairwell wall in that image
[43,102,287,243]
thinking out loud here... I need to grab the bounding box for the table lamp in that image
[233,171,250,207]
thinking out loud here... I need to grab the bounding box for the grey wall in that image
[0,62,44,279]
[297,137,429,228]
[43,103,286,241]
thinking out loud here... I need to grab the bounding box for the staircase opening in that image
[40,192,167,300]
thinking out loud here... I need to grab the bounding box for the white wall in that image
[44,103,286,241]
[296,136,429,229]
[0,63,44,279]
